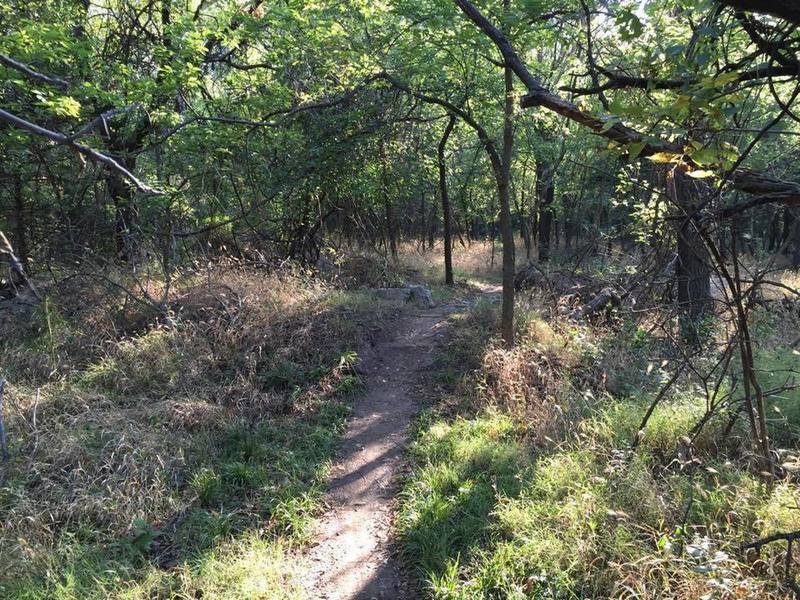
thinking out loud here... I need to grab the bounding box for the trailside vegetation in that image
[2,0,800,598]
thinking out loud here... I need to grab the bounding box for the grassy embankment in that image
[397,248,800,599]
[0,258,426,600]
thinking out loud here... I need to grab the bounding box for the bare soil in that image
[301,301,459,599]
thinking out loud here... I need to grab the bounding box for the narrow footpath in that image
[302,301,457,599]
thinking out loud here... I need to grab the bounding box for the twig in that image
[632,363,687,449]
[745,531,800,552]
[0,380,9,462]
[0,108,162,194]
[26,388,40,470]
[744,530,800,598]
[66,105,138,141]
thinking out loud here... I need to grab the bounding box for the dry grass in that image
[0,261,403,598]
[478,313,581,443]
[396,238,534,284]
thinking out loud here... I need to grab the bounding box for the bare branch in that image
[744,530,800,552]
[0,108,163,195]
[0,54,69,90]
[0,231,41,301]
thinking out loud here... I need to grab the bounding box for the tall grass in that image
[398,288,800,599]
[0,263,401,599]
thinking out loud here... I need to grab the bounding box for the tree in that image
[450,0,800,467]
[438,115,458,286]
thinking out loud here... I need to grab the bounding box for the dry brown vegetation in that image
[0,258,407,599]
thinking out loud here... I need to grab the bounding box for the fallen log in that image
[515,263,593,299]
[570,287,621,321]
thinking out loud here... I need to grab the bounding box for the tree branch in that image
[451,0,675,156]
[0,108,163,195]
[718,0,800,26]
[0,54,69,90]
[375,72,503,177]
[744,530,800,551]
[561,64,800,95]
[451,0,800,209]
[66,105,139,141]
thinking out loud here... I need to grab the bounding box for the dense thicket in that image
[2,1,797,304]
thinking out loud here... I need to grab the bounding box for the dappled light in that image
[2,0,800,598]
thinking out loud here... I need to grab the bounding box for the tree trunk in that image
[428,199,437,250]
[782,207,795,248]
[520,189,532,260]
[438,115,457,286]
[667,169,712,340]
[499,30,515,346]
[108,155,139,262]
[418,187,427,249]
[536,160,555,262]
[767,209,780,252]
[783,207,798,264]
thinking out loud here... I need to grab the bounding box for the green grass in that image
[751,309,800,445]
[0,269,401,600]
[1,400,349,600]
[399,300,800,599]
[398,411,528,578]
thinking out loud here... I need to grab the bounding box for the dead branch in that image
[570,287,621,320]
[0,231,41,301]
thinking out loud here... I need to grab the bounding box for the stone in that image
[373,284,436,308]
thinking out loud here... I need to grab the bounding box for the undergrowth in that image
[399,281,800,599]
[0,262,402,599]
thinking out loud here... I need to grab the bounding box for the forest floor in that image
[2,244,799,599]
[302,286,498,599]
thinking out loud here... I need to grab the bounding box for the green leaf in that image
[42,96,81,119]
[616,8,643,41]
[689,147,717,166]
[627,140,647,160]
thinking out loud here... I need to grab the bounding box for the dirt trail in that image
[302,301,459,599]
